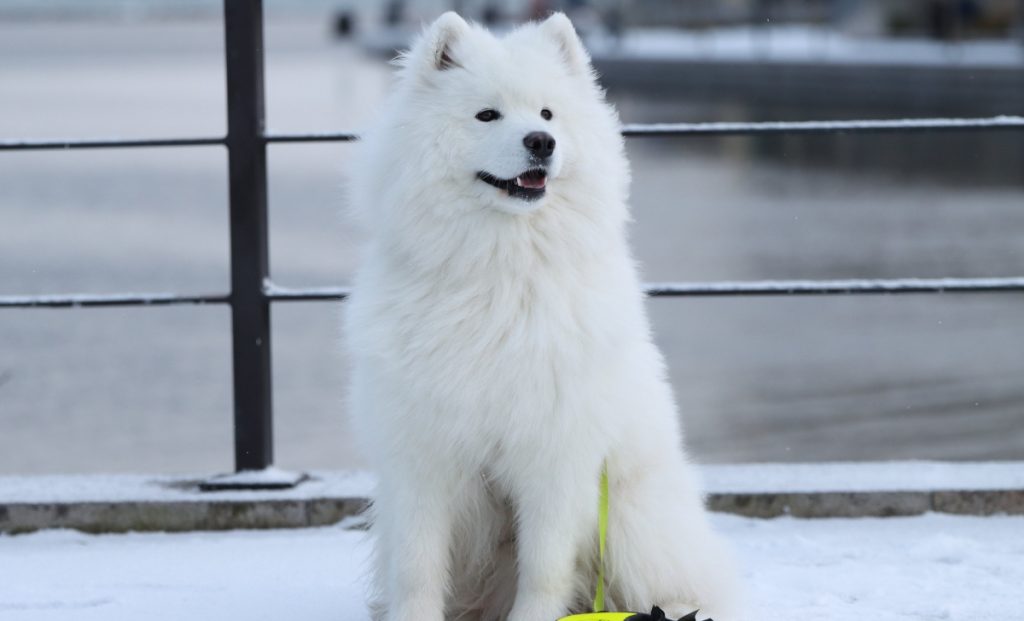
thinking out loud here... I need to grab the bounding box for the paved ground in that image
[1,17,1023,474]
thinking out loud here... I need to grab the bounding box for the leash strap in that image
[593,461,609,612]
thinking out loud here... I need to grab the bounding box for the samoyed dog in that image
[344,12,740,621]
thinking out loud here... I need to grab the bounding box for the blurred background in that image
[1,0,1022,475]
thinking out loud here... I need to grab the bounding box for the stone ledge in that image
[3,489,1023,534]
[3,463,1022,534]
[1,497,370,535]
[706,489,1024,518]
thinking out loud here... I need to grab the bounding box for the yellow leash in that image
[593,461,609,612]
[560,462,704,621]
[557,462,619,621]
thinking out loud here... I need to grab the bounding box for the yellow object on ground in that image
[557,613,636,621]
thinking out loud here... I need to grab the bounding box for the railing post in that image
[223,0,273,474]
[204,0,303,491]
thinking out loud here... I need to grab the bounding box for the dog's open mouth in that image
[477,168,547,201]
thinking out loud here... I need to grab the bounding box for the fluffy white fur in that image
[343,12,741,621]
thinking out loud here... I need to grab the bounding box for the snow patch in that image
[0,470,375,504]
[2,462,1021,505]
[702,461,1024,494]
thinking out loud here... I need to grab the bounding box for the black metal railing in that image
[2,0,1023,482]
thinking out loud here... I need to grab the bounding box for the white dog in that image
[344,12,740,621]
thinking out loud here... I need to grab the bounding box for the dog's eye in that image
[475,109,501,122]
[541,108,553,121]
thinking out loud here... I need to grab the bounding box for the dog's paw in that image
[508,597,568,621]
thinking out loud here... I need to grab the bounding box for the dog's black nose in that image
[523,131,556,159]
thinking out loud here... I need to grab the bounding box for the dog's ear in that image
[421,11,469,71]
[538,12,591,76]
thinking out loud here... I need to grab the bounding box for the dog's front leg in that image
[377,470,456,621]
[506,460,597,621]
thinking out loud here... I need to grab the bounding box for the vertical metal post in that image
[224,0,273,472]
[1017,0,1024,48]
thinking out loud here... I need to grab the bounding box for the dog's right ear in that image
[420,11,469,71]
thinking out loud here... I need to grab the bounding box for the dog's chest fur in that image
[354,201,638,448]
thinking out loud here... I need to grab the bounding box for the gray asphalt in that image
[1,18,1022,474]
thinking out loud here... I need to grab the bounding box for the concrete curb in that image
[3,489,1022,534]
[707,489,1024,518]
[1,497,370,535]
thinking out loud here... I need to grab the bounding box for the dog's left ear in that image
[538,12,591,76]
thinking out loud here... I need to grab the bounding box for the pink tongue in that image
[517,175,546,189]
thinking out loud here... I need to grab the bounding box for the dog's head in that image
[390,12,619,215]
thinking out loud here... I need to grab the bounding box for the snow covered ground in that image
[2,513,1022,621]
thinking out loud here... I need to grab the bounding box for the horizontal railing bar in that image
[0,136,226,151]
[264,282,348,301]
[5,117,1023,151]
[644,277,1024,296]
[262,116,1024,142]
[264,276,1024,302]
[621,115,1024,137]
[6,276,1022,310]
[264,132,358,144]
[0,292,230,309]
